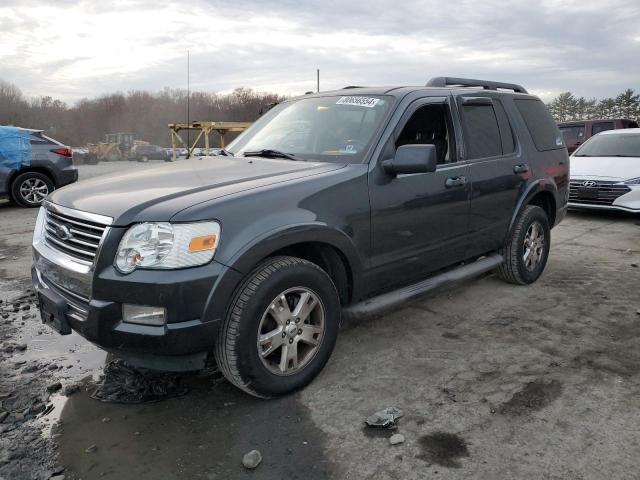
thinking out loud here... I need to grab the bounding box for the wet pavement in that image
[1,162,640,479]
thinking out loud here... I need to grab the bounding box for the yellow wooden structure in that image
[168,121,251,160]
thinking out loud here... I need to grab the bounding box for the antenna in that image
[187,50,190,158]
[317,68,320,93]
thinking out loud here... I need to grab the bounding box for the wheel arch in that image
[222,225,364,305]
[9,166,57,189]
[506,181,558,242]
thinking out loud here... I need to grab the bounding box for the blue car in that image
[0,126,78,207]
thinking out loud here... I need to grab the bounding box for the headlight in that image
[115,221,220,274]
[623,177,640,185]
[32,207,46,246]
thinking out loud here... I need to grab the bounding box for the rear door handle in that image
[514,164,529,174]
[445,176,467,188]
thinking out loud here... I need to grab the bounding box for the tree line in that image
[2,77,639,145]
[0,79,285,147]
[546,89,640,123]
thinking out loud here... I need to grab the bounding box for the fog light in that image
[122,304,166,326]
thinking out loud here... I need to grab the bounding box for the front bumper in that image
[32,236,243,370]
[568,182,640,213]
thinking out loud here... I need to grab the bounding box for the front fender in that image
[223,223,363,278]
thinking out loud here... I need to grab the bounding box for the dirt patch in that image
[499,380,562,416]
[418,432,469,468]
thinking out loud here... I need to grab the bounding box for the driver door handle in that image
[445,176,467,188]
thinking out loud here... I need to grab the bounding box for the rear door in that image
[459,95,526,257]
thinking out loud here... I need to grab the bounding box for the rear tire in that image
[10,172,54,208]
[497,205,550,285]
[215,256,340,398]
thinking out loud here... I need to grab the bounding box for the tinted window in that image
[493,100,515,154]
[559,125,585,145]
[574,133,640,157]
[461,104,502,159]
[514,99,563,151]
[592,121,615,135]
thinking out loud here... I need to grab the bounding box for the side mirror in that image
[382,144,437,176]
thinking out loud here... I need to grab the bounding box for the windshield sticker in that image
[336,96,380,108]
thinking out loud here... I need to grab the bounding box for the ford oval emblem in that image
[55,224,72,240]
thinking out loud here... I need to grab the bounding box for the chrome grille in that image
[44,208,108,264]
[569,180,631,206]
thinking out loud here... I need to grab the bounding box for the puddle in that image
[418,432,469,468]
[499,380,562,415]
[55,371,334,479]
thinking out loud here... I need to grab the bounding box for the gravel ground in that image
[1,161,639,480]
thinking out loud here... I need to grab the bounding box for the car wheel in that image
[11,172,54,208]
[215,256,340,398]
[497,205,550,285]
[138,155,149,163]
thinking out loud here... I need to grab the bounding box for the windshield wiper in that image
[243,149,303,161]
[215,148,233,157]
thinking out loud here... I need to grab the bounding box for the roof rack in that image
[426,77,528,94]
[343,85,365,89]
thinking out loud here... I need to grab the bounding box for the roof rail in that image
[343,85,365,89]
[426,77,528,94]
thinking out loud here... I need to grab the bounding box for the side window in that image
[395,104,455,164]
[592,121,614,135]
[493,100,515,154]
[460,103,502,159]
[559,125,585,145]
[514,99,563,151]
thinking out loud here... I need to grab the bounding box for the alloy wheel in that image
[257,287,325,376]
[523,221,545,271]
[19,178,49,204]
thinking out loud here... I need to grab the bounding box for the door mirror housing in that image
[382,144,437,176]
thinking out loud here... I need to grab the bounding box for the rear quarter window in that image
[514,99,563,151]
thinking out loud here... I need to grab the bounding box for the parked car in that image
[569,128,640,212]
[32,77,568,397]
[0,126,77,207]
[130,144,170,162]
[558,119,638,154]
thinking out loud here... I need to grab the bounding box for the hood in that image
[49,156,344,225]
[570,155,640,181]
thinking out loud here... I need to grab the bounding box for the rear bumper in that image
[55,166,78,187]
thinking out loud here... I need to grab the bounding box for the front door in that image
[367,98,471,293]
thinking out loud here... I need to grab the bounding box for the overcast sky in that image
[1,0,639,103]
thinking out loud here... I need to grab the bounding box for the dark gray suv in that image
[32,77,568,397]
[0,126,78,207]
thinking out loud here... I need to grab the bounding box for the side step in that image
[342,254,504,321]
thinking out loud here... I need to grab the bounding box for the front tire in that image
[497,205,550,285]
[11,172,54,208]
[215,256,340,398]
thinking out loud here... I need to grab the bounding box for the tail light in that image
[50,147,72,157]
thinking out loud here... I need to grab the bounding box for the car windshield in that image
[226,95,393,163]
[574,133,640,157]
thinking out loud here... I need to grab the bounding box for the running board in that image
[342,254,504,321]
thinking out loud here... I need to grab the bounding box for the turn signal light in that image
[188,234,217,252]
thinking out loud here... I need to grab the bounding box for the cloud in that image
[0,0,639,102]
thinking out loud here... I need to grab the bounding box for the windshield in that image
[226,95,393,163]
[574,133,640,157]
